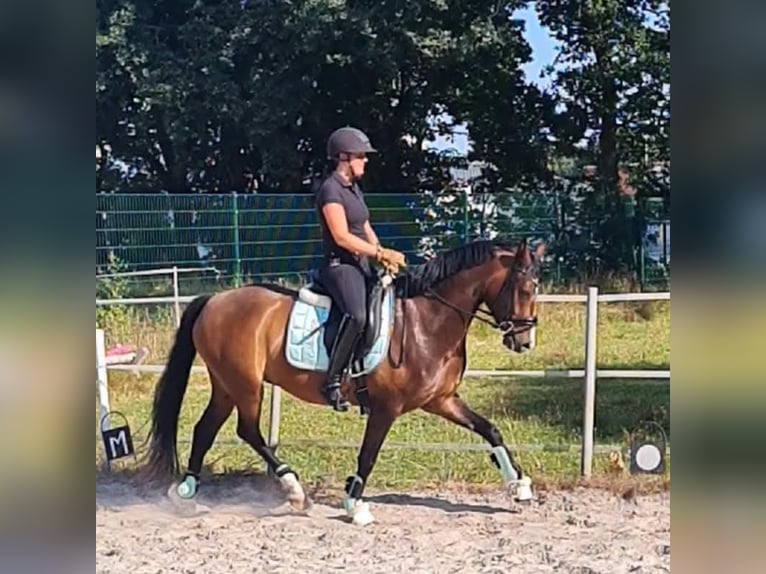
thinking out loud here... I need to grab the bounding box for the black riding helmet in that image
[326,126,377,159]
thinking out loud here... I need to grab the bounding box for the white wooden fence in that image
[96,287,670,477]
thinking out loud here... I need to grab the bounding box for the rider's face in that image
[347,153,367,179]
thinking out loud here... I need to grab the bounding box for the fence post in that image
[172,266,181,327]
[461,189,469,242]
[267,384,282,451]
[96,329,111,467]
[231,192,242,287]
[581,286,599,478]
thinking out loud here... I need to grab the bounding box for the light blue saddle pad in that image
[285,288,394,376]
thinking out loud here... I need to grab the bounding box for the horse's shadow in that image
[97,472,517,519]
[96,471,290,516]
[365,492,517,515]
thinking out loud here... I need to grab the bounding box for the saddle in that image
[285,271,394,414]
[298,270,388,363]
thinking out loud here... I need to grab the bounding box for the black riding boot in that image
[322,316,361,411]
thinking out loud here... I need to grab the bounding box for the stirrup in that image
[322,381,350,412]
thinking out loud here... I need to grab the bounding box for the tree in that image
[534,0,670,273]
[96,1,552,195]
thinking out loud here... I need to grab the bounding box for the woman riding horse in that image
[142,133,544,524]
[313,126,406,410]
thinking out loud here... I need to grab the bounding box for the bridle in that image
[486,261,540,341]
[405,260,540,339]
[386,254,541,367]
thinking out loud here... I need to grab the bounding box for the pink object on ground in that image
[106,344,135,356]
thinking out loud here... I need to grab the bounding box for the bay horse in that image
[142,238,544,525]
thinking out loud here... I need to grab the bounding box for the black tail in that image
[142,294,211,482]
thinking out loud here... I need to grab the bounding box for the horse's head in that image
[485,239,545,353]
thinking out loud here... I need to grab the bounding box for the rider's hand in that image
[378,247,406,268]
[381,259,401,275]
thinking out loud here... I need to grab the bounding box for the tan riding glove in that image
[375,246,407,274]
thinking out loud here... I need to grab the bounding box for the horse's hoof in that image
[166,481,208,517]
[352,505,374,526]
[345,499,374,526]
[289,494,313,513]
[279,472,309,511]
[175,475,199,499]
[510,476,534,503]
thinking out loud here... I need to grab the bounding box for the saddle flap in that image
[359,283,387,354]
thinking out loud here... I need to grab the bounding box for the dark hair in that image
[310,159,339,194]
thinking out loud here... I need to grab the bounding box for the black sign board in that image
[100,411,135,463]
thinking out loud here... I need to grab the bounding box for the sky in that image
[427,4,560,155]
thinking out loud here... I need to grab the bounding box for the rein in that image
[422,283,538,335]
[385,257,539,368]
[394,263,538,339]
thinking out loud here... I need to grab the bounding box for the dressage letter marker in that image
[100,411,135,464]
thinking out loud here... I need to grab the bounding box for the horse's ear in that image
[516,238,532,264]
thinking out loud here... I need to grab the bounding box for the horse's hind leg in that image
[175,375,233,499]
[423,394,533,501]
[234,382,309,511]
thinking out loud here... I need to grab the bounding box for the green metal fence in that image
[96,192,669,295]
[637,197,671,289]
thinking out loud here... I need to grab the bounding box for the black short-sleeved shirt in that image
[315,172,370,263]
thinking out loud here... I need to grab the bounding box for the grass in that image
[97,300,670,492]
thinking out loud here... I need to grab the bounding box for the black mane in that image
[393,239,513,298]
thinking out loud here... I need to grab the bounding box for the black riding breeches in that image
[317,262,369,333]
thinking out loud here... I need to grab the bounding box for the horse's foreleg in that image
[344,409,396,525]
[424,395,533,501]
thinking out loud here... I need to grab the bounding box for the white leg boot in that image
[490,445,534,502]
[344,498,375,525]
[276,466,309,510]
[344,474,374,525]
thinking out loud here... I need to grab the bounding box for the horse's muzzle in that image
[500,318,537,353]
[502,333,532,353]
